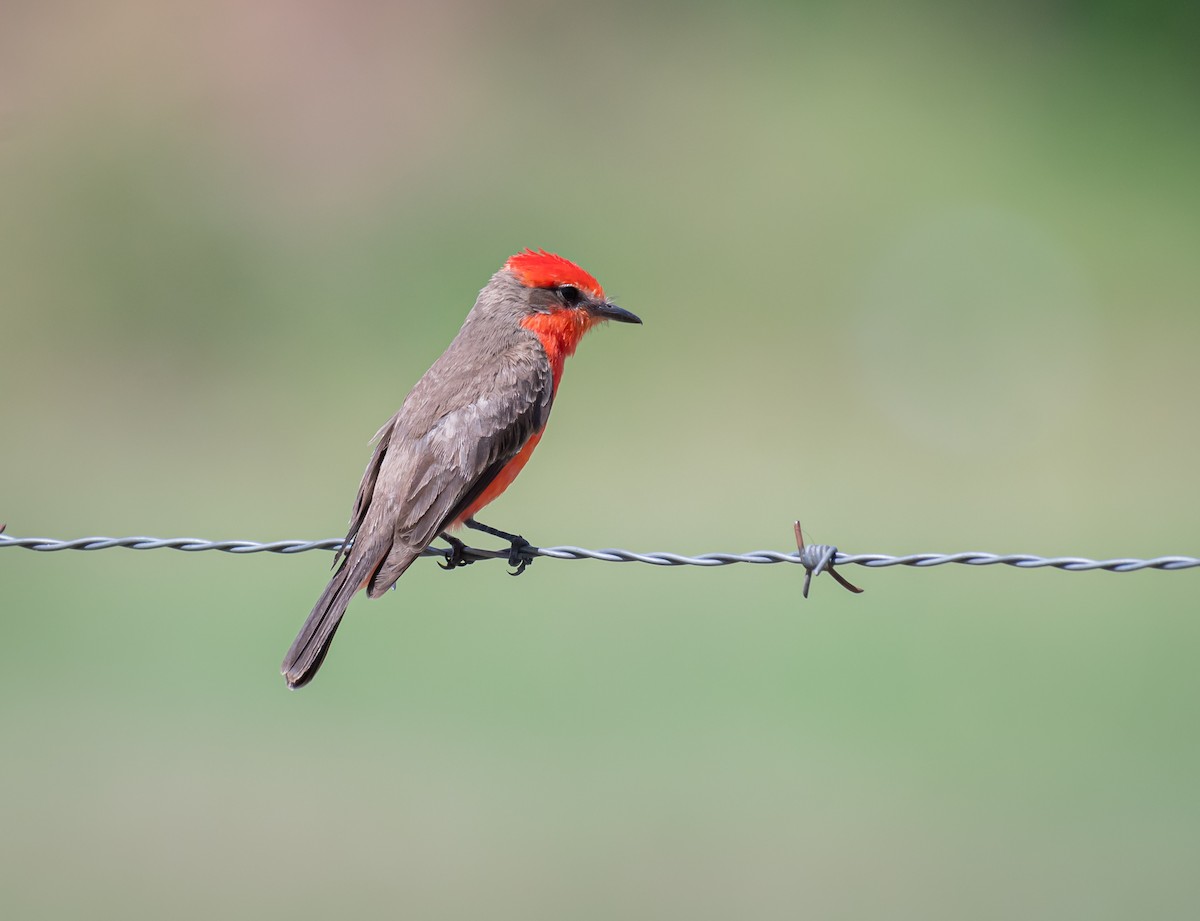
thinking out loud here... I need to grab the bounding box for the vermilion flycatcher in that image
[281,250,641,688]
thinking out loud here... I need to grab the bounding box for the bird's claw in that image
[438,524,536,575]
[438,536,476,571]
[507,537,535,576]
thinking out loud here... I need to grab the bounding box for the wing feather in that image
[358,337,554,596]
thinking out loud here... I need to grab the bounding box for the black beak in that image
[589,300,642,325]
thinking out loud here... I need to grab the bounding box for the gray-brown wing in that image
[331,415,396,571]
[360,344,554,595]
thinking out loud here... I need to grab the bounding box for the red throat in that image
[521,310,595,390]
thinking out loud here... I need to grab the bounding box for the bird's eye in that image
[558,285,581,305]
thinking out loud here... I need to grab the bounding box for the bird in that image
[281,249,641,688]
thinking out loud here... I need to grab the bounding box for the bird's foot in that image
[465,518,537,576]
[438,535,476,571]
[506,536,536,577]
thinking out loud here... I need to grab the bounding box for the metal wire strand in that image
[0,533,1196,572]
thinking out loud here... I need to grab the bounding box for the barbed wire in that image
[2,532,1196,573]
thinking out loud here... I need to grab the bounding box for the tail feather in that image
[281,554,373,689]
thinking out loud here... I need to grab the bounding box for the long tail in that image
[281,553,375,689]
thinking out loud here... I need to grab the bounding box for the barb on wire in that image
[794,521,864,598]
[1,529,1196,575]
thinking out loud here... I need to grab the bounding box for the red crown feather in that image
[505,249,604,298]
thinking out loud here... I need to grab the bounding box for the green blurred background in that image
[2,2,1198,918]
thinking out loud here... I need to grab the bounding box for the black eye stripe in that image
[557,284,582,305]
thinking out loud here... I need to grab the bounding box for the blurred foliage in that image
[1,2,1198,919]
